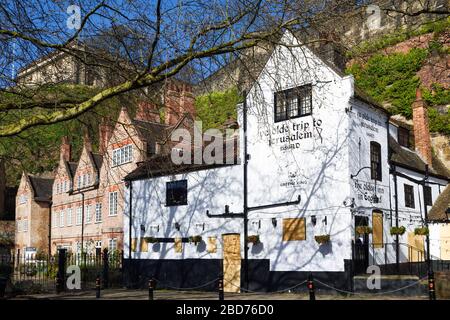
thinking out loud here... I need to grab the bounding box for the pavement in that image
[9,288,428,300]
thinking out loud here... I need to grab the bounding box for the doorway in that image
[222,233,241,293]
[354,216,369,274]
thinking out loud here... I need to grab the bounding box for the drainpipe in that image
[243,91,249,292]
[391,164,399,270]
[81,192,85,256]
[128,181,133,260]
[48,201,52,255]
[422,165,433,296]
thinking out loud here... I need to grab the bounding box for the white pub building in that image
[122,32,449,293]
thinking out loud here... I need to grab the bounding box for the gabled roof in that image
[428,185,450,222]
[389,135,449,179]
[28,175,54,203]
[90,152,103,173]
[67,161,78,178]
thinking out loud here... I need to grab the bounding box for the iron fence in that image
[0,249,124,294]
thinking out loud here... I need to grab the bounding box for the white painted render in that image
[124,31,449,274]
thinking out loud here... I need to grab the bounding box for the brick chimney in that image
[60,136,71,162]
[99,118,113,155]
[412,88,433,166]
[164,82,195,127]
[83,129,93,152]
[135,101,161,123]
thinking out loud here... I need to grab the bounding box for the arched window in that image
[370,142,382,181]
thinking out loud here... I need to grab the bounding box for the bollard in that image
[148,278,156,300]
[218,275,224,301]
[428,271,436,300]
[95,275,101,299]
[307,274,315,301]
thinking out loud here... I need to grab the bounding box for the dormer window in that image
[274,84,312,122]
[398,127,409,148]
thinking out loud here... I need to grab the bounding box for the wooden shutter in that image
[282,218,306,241]
[372,211,383,248]
[140,238,148,252]
[131,238,137,252]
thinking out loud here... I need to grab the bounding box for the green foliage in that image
[356,226,373,235]
[195,87,241,131]
[428,108,450,135]
[390,226,406,236]
[423,84,450,106]
[422,84,450,135]
[347,48,428,117]
[314,234,330,245]
[247,235,260,244]
[0,84,126,185]
[414,227,429,236]
[347,17,450,58]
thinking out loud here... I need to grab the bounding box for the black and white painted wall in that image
[122,31,449,292]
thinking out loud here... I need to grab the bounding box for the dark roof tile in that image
[428,185,450,222]
[28,175,54,202]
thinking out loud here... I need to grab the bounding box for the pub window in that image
[274,84,312,122]
[370,141,382,181]
[404,184,415,208]
[397,127,410,148]
[424,186,432,206]
[166,180,188,206]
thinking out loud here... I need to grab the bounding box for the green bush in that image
[390,226,406,236]
[195,87,241,131]
[347,48,429,117]
[414,227,429,236]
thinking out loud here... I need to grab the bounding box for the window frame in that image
[85,205,92,223]
[166,180,188,207]
[404,184,415,208]
[67,208,72,226]
[76,207,82,225]
[59,211,65,227]
[424,186,432,206]
[370,141,382,182]
[274,84,312,123]
[109,192,118,216]
[397,126,410,148]
[112,144,133,167]
[95,203,102,222]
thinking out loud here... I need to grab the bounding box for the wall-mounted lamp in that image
[174,222,180,231]
[140,224,145,233]
[323,216,327,226]
[271,218,277,228]
[311,215,317,226]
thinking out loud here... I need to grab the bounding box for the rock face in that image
[431,134,450,171]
